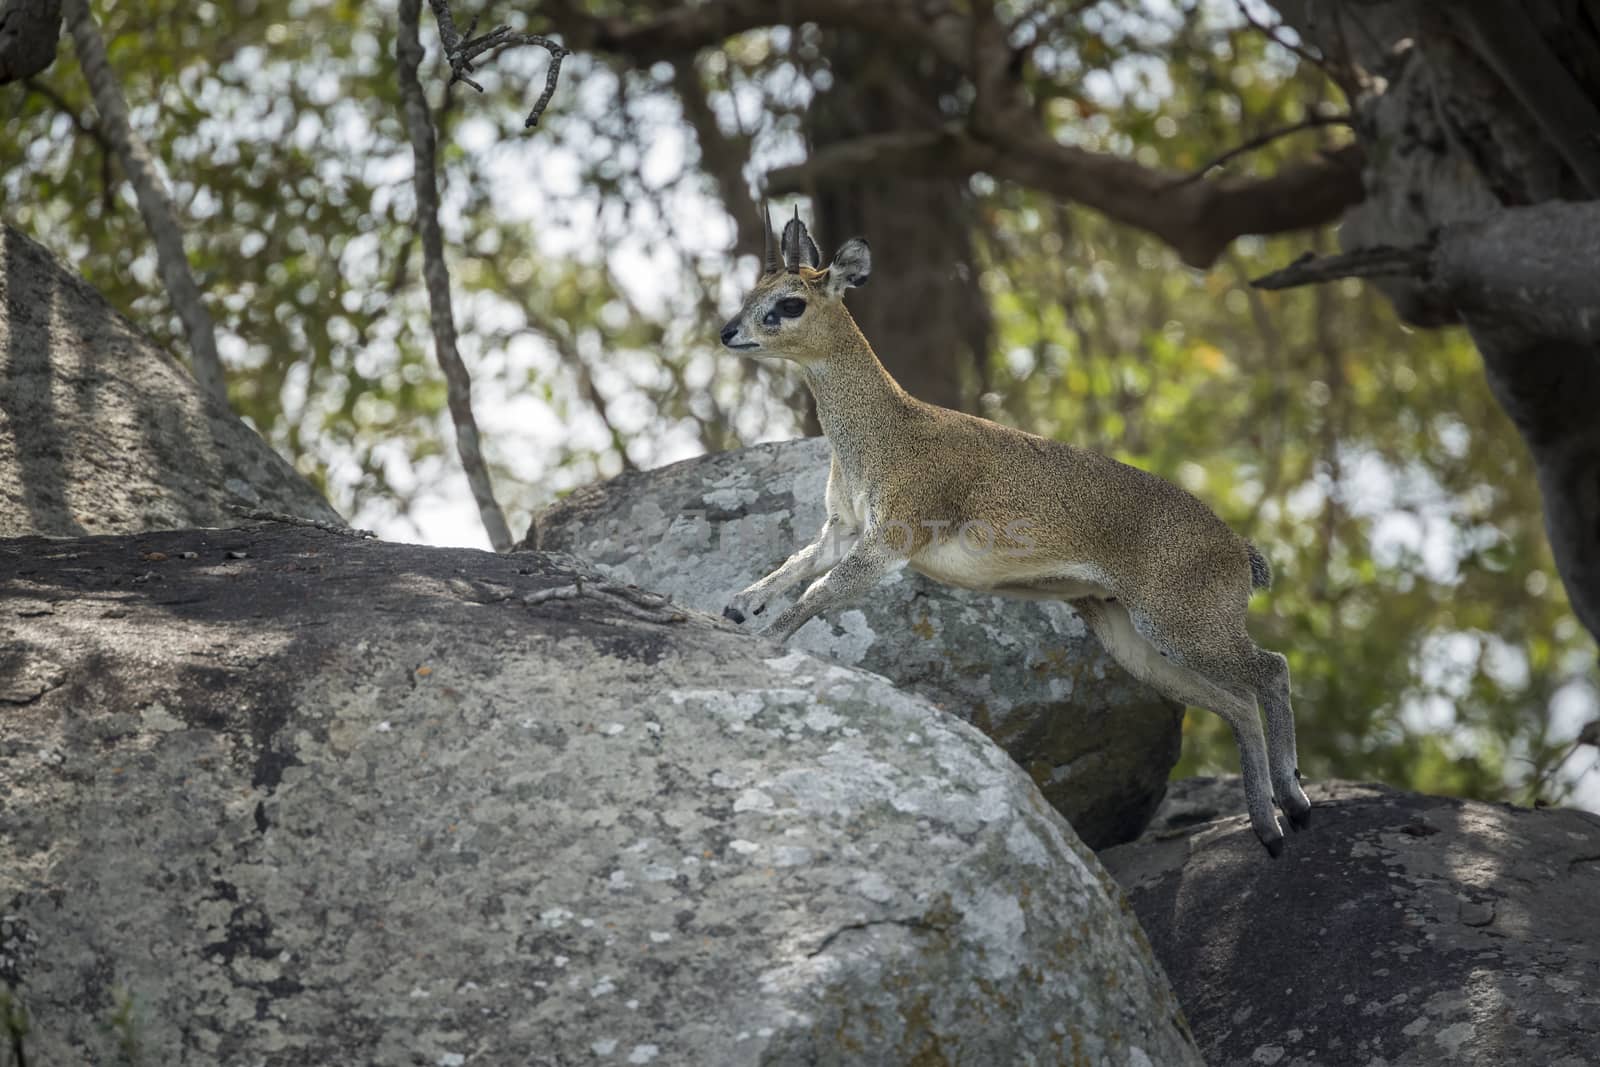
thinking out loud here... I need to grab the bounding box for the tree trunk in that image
[0,0,60,83]
[64,0,230,410]
[801,32,991,413]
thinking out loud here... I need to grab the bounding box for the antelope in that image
[716,210,1312,856]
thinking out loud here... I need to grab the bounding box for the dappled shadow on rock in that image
[0,225,340,537]
[1102,778,1600,1067]
[1,523,1202,1067]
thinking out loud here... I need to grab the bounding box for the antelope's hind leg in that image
[1250,648,1311,830]
[1073,598,1286,856]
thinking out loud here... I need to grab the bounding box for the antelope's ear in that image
[824,238,870,297]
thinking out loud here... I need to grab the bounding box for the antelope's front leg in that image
[724,516,854,623]
[762,536,905,642]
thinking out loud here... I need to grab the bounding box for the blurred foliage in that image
[1,0,1594,804]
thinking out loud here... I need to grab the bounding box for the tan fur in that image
[718,224,1311,854]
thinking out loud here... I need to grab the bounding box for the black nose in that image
[720,321,740,346]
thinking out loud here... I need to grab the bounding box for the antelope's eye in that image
[762,297,807,327]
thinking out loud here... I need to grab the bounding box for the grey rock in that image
[0,225,342,537]
[1102,777,1600,1067]
[0,525,1202,1067]
[528,437,1183,848]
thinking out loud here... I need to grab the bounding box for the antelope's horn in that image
[762,205,780,274]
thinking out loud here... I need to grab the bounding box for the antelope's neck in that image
[801,323,913,483]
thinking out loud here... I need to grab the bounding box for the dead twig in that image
[424,0,569,127]
[1522,719,1600,806]
[524,578,687,624]
[1170,114,1353,186]
[1250,245,1434,291]
[22,76,95,139]
[1233,0,1336,78]
[225,505,377,540]
[22,75,117,209]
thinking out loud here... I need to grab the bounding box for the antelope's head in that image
[719,209,871,362]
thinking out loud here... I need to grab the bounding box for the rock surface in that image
[528,437,1183,849]
[1101,777,1600,1067]
[0,524,1201,1067]
[0,225,341,538]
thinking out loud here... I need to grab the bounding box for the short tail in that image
[1246,542,1272,591]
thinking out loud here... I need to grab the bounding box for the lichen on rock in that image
[0,525,1202,1066]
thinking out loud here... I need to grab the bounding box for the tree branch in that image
[22,74,98,141]
[768,127,1365,268]
[558,0,1364,267]
[553,0,970,71]
[397,0,514,552]
[1232,0,1356,94]
[0,0,60,83]
[480,254,638,476]
[1170,113,1353,186]
[1253,201,1600,348]
[63,0,228,409]
[1430,203,1600,347]
[1249,245,1433,290]
[24,74,117,209]
[424,0,569,126]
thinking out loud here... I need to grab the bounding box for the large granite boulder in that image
[527,437,1183,848]
[0,224,341,537]
[0,523,1202,1067]
[1102,777,1600,1067]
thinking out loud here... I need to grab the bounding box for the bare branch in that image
[397,0,514,552]
[62,0,228,409]
[552,0,969,71]
[482,259,639,476]
[1249,245,1432,290]
[769,127,1365,268]
[1232,0,1352,91]
[524,578,687,624]
[560,0,1363,267]
[226,505,376,540]
[424,0,569,127]
[1255,201,1600,348]
[1429,202,1600,346]
[24,75,119,209]
[1170,113,1353,187]
[22,74,95,139]
[0,0,61,83]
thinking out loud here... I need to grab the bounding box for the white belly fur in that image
[909,543,1116,602]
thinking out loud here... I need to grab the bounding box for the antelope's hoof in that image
[722,605,746,624]
[1263,834,1285,859]
[1288,803,1312,832]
